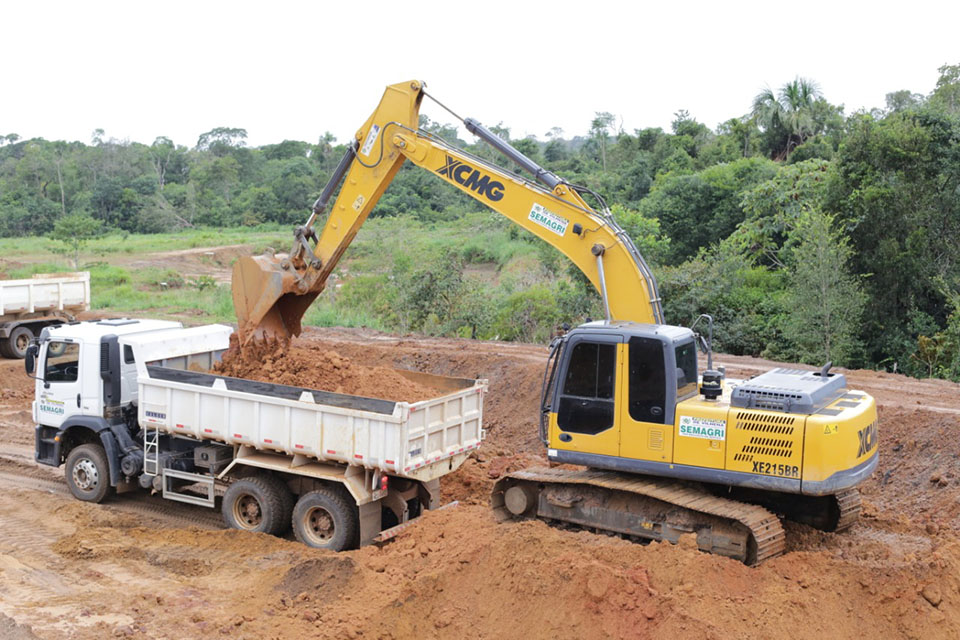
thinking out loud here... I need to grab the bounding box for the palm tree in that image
[752,77,822,159]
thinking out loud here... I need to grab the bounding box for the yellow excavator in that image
[232,80,878,564]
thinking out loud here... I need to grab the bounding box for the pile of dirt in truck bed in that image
[211,334,446,403]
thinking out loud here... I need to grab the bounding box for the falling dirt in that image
[3,327,960,638]
[211,334,446,403]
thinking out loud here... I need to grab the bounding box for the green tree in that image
[50,212,101,267]
[590,112,617,171]
[752,77,823,159]
[640,157,777,263]
[492,285,561,342]
[781,211,865,365]
[930,63,960,113]
[826,107,960,370]
[195,127,248,155]
[886,90,924,113]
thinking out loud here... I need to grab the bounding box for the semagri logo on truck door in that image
[39,399,65,415]
[436,156,504,202]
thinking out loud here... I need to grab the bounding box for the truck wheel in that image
[8,326,34,359]
[292,488,359,551]
[65,444,113,503]
[0,335,16,358]
[222,475,291,536]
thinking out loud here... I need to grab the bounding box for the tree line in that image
[2,64,960,379]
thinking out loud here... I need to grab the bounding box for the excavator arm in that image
[233,80,663,342]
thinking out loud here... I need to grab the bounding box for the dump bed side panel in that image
[0,272,90,318]
[402,386,484,474]
[139,367,486,480]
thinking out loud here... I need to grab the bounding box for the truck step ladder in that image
[143,424,215,508]
[143,423,159,476]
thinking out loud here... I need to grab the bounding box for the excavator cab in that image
[540,322,699,462]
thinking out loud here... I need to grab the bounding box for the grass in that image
[0,225,290,260]
[0,213,547,329]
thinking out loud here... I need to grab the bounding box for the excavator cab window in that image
[628,337,666,424]
[557,341,616,434]
[674,341,698,398]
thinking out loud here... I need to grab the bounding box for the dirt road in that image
[1,328,959,639]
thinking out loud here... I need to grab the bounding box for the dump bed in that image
[137,360,485,483]
[0,272,90,320]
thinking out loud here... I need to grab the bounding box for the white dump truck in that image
[0,271,90,358]
[27,318,485,549]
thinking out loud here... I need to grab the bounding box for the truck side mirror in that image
[24,343,38,375]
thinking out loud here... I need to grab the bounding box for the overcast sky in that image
[3,1,957,148]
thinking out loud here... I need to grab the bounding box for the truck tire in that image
[222,475,291,536]
[292,487,359,551]
[7,326,34,359]
[65,444,113,503]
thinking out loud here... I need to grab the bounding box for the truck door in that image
[36,340,84,428]
[549,335,622,457]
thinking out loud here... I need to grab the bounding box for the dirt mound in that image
[212,335,444,403]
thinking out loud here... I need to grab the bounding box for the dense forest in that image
[2,64,960,379]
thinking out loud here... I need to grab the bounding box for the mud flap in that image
[359,500,382,546]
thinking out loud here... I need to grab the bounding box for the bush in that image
[492,285,562,343]
[89,264,131,288]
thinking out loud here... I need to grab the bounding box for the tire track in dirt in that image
[0,467,225,531]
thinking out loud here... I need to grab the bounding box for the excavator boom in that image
[232,80,662,343]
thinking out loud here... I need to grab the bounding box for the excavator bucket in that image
[231,253,320,344]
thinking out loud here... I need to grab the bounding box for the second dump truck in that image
[0,271,90,358]
[28,318,485,549]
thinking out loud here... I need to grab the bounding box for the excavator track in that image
[492,468,785,565]
[832,488,862,532]
[722,486,862,533]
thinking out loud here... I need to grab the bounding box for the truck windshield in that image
[45,342,79,383]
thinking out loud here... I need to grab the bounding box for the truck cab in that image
[32,319,181,430]
[29,319,232,480]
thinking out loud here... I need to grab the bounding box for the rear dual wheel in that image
[292,488,359,552]
[0,326,33,359]
[222,475,294,536]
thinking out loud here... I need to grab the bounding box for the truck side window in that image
[629,337,666,424]
[124,345,135,364]
[558,342,616,434]
[45,342,80,383]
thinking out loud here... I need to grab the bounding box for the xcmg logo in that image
[436,156,504,202]
[857,422,878,457]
